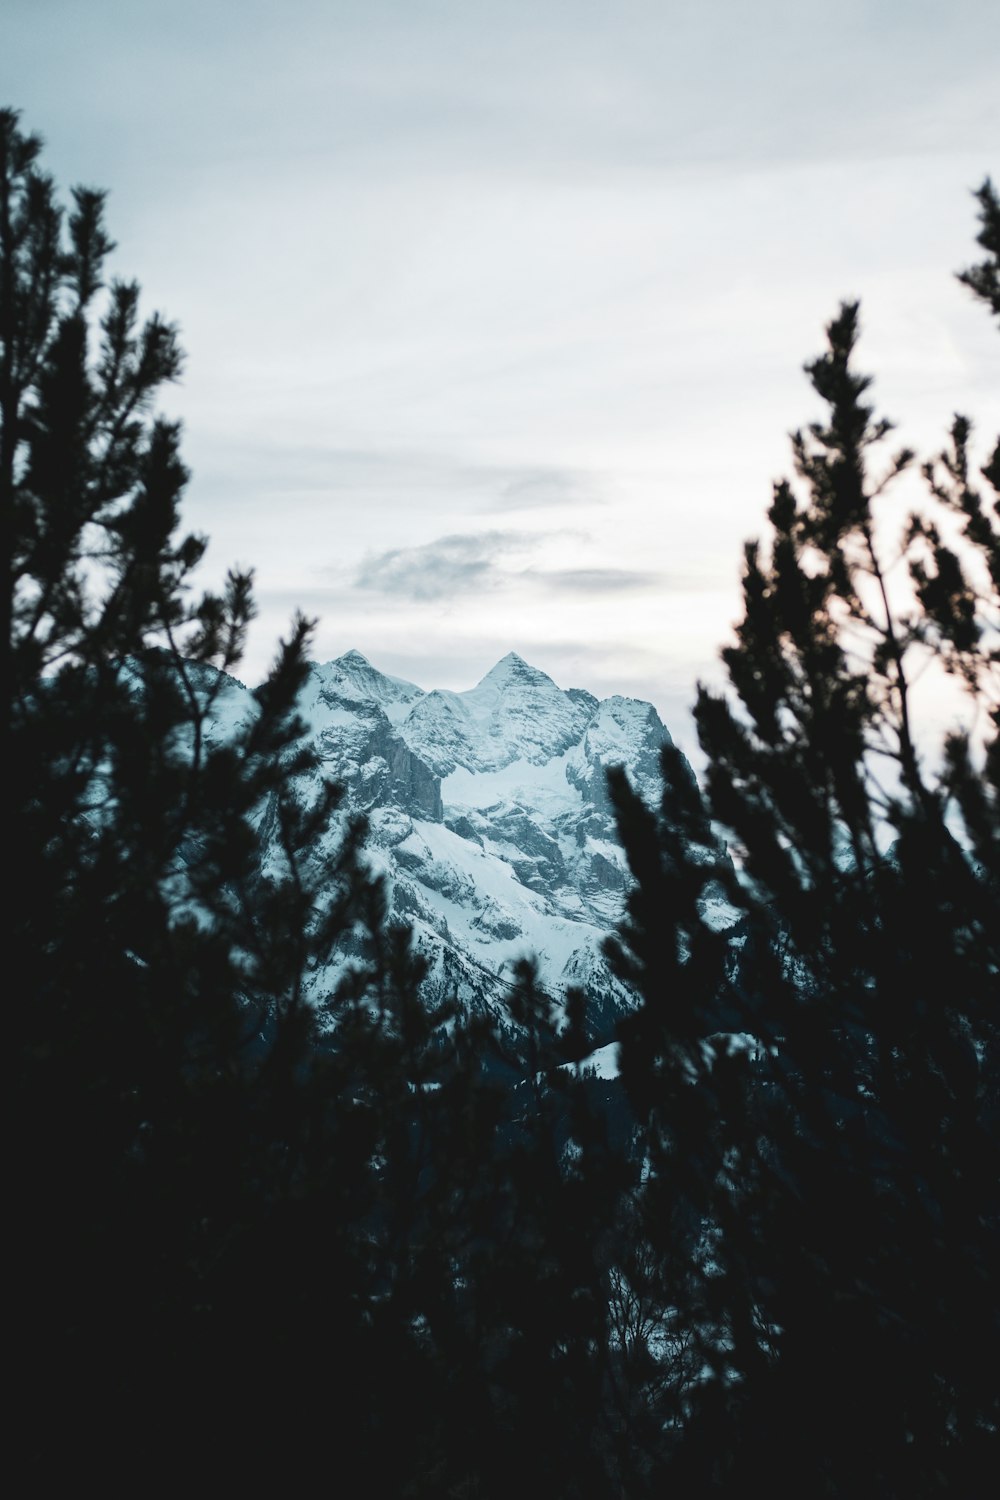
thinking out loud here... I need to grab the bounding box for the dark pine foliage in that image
[609,182,1000,1494]
[1,101,402,1472]
[2,109,624,1491]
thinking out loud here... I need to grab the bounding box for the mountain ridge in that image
[207,649,730,1045]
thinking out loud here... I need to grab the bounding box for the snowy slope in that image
[121,651,731,1050]
[179,648,731,1046]
[401,652,596,775]
[286,650,723,1043]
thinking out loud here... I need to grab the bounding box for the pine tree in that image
[1,104,450,1478]
[609,182,1000,1493]
[3,109,637,1495]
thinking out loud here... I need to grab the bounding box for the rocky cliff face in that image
[195,649,731,1047]
[299,651,734,1043]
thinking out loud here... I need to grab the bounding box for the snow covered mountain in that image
[286,649,719,1044]
[196,648,723,1047]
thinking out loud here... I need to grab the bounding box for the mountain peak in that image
[401,652,596,773]
[478,651,551,689]
[310,650,425,724]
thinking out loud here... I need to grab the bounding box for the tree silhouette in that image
[1,102,458,1479]
[3,109,631,1493]
[609,180,1000,1494]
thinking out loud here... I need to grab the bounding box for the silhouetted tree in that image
[609,180,1000,1494]
[3,108,633,1496]
[0,103,511,1482]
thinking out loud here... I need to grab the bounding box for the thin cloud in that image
[355,534,666,602]
[527,566,661,593]
[493,468,598,512]
[355,531,536,601]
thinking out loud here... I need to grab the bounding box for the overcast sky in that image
[4,0,998,756]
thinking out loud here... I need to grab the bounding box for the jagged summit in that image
[400,653,593,775]
[477,650,541,683]
[305,650,425,725]
[328,647,423,695]
[184,647,727,1040]
[296,650,683,789]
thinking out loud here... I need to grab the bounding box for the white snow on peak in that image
[400,652,594,774]
[303,651,426,726]
[475,650,539,685]
[166,647,742,1041]
[585,695,673,754]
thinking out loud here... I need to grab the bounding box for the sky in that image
[4,0,998,759]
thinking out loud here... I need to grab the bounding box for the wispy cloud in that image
[527,566,660,593]
[354,533,663,602]
[355,531,535,601]
[493,468,598,512]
